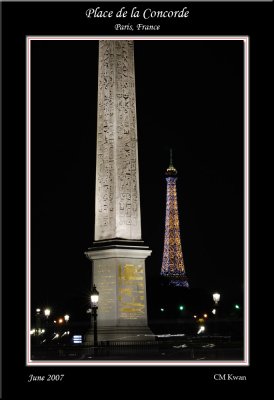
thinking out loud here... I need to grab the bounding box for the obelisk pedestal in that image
[85,242,152,342]
[85,41,153,343]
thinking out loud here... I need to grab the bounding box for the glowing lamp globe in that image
[91,284,99,306]
[213,292,220,304]
[44,308,51,317]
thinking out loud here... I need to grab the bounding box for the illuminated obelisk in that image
[85,41,152,342]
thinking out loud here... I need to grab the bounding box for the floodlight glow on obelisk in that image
[85,41,152,342]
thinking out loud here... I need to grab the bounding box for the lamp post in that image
[91,284,99,347]
[212,292,221,335]
[58,318,64,341]
[44,308,51,327]
[44,308,51,340]
[35,308,41,342]
[64,314,70,337]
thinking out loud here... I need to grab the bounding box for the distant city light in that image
[160,308,165,312]
[30,329,35,335]
[58,318,63,324]
[235,304,240,309]
[41,329,45,333]
[193,315,197,318]
[53,334,59,340]
[36,308,41,313]
[212,309,216,315]
[53,320,56,323]
[203,314,208,318]
[64,314,70,322]
[73,335,82,344]
[179,305,184,311]
[197,326,205,335]
[156,334,185,338]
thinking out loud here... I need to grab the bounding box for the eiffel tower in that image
[161,149,189,287]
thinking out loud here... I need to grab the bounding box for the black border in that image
[2,0,271,395]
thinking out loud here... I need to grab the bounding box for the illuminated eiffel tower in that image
[161,149,189,287]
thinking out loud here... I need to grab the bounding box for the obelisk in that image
[85,41,152,342]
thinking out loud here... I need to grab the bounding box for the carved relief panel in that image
[95,41,142,241]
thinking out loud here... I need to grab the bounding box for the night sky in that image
[31,39,244,323]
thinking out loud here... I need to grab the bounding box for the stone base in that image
[85,244,152,327]
[84,326,155,345]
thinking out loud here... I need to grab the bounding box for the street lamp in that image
[91,284,99,347]
[57,318,64,341]
[35,308,42,337]
[213,292,220,305]
[34,308,44,344]
[43,308,51,339]
[212,292,221,335]
[64,315,70,336]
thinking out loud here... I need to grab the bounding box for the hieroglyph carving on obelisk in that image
[95,40,142,241]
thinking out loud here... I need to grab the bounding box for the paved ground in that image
[31,337,244,361]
